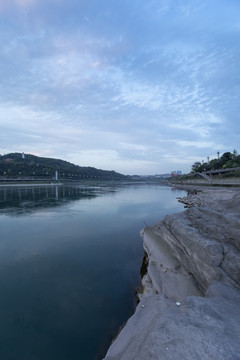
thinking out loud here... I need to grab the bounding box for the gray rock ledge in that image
[103,188,240,360]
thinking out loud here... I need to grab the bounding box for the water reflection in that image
[0,184,114,216]
[0,183,186,360]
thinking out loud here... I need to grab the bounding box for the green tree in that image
[191,162,201,172]
[233,149,238,159]
[224,160,234,168]
[219,152,232,168]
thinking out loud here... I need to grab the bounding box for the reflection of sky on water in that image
[0,184,186,265]
[0,183,186,360]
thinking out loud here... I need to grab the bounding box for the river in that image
[0,182,186,360]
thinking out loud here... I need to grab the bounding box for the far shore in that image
[1,177,240,189]
[0,182,63,187]
[171,177,240,187]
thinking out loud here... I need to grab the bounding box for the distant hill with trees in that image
[0,153,127,180]
[191,150,240,173]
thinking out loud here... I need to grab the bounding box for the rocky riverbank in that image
[103,187,240,360]
[171,177,240,186]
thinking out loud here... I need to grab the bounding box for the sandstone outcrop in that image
[103,188,240,360]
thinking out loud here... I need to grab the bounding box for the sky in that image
[0,0,240,175]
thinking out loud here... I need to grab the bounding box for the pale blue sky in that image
[1,0,239,174]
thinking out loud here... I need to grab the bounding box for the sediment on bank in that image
[103,188,240,360]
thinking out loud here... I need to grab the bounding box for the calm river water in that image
[0,182,186,360]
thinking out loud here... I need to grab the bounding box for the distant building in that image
[171,170,182,177]
[55,170,58,181]
[22,152,25,159]
[154,173,171,179]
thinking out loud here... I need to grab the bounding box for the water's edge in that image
[103,187,240,360]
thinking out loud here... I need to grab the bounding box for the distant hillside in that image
[0,153,126,180]
[191,150,240,173]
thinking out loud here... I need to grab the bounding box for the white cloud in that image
[0,0,239,174]
[178,0,206,17]
[14,0,37,7]
[118,142,148,151]
[67,149,159,174]
[176,140,224,149]
[0,0,38,11]
[168,113,223,138]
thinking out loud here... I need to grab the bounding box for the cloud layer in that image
[0,0,240,174]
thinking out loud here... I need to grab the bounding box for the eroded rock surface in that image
[104,282,240,360]
[103,188,240,360]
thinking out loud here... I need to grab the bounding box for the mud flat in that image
[103,187,240,360]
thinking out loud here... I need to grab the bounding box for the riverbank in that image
[171,177,240,186]
[103,186,240,359]
[0,182,62,187]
